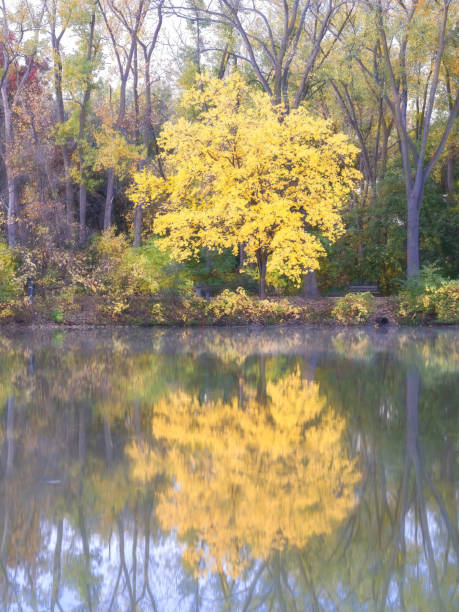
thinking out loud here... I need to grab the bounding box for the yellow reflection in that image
[128,368,361,577]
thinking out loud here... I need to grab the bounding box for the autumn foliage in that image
[129,75,360,296]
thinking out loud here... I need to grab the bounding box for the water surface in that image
[0,327,458,610]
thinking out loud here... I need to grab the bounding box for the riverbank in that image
[0,294,437,327]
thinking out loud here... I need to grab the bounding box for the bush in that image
[205,287,300,325]
[434,282,459,323]
[165,288,302,325]
[331,292,375,324]
[398,267,459,323]
[51,307,64,323]
[0,241,19,303]
[89,231,193,316]
[0,241,21,319]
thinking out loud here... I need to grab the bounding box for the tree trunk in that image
[238,243,245,267]
[2,90,16,247]
[303,271,320,298]
[77,11,96,246]
[446,153,455,205]
[79,183,87,246]
[407,191,421,278]
[104,168,115,231]
[256,250,268,298]
[6,171,16,247]
[63,150,74,227]
[51,36,74,234]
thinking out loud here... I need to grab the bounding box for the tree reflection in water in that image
[0,328,457,610]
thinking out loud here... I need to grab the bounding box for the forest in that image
[0,0,458,325]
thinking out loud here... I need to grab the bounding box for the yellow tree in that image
[129,74,360,297]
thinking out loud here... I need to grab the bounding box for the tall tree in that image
[133,0,164,246]
[173,0,357,294]
[354,0,458,277]
[97,0,148,230]
[44,0,75,229]
[0,0,42,246]
[129,75,360,297]
[64,1,100,245]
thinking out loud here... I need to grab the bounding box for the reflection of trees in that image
[0,338,171,609]
[0,328,457,609]
[312,334,459,610]
[128,369,360,579]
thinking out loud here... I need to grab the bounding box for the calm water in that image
[0,327,457,611]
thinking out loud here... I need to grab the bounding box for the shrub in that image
[46,286,78,322]
[89,231,193,316]
[398,267,458,323]
[151,303,165,324]
[165,288,301,325]
[206,287,300,325]
[51,307,64,323]
[0,241,21,319]
[0,241,19,303]
[434,282,459,323]
[331,292,375,324]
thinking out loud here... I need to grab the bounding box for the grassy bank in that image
[0,293,434,327]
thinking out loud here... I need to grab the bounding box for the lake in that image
[0,327,457,611]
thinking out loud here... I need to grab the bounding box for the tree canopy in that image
[129,75,360,295]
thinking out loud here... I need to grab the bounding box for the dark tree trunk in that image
[407,189,422,278]
[256,250,268,298]
[238,243,245,267]
[446,153,455,205]
[104,168,115,231]
[303,271,320,298]
[63,149,74,227]
[79,183,87,246]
